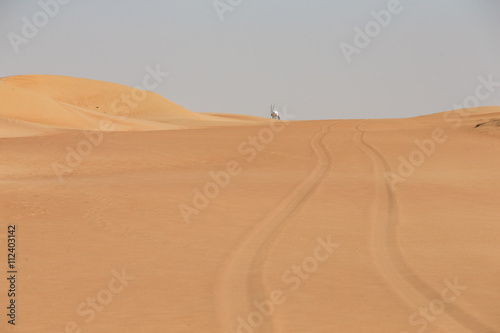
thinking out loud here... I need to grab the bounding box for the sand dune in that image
[0,75,499,332]
[0,75,267,137]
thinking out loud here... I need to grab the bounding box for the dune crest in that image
[0,75,267,138]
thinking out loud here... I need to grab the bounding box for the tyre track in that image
[215,121,337,333]
[248,121,338,333]
[354,121,495,333]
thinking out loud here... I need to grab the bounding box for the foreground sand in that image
[1,75,499,332]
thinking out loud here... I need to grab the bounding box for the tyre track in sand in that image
[215,121,337,333]
[354,121,495,333]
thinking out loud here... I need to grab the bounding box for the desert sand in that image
[0,75,499,333]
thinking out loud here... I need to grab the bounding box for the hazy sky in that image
[1,0,499,120]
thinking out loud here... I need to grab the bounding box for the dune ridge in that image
[0,75,268,138]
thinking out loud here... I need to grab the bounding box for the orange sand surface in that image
[0,75,499,332]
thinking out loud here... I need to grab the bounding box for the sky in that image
[1,0,499,120]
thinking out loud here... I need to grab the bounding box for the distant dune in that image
[0,74,499,333]
[0,75,268,137]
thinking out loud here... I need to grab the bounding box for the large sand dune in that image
[0,75,267,137]
[0,75,499,332]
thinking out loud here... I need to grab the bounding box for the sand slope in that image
[0,75,267,137]
[0,75,499,333]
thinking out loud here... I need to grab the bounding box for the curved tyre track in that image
[354,121,495,333]
[215,121,337,333]
[248,121,337,333]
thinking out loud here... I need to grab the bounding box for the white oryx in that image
[270,104,280,120]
